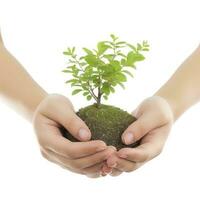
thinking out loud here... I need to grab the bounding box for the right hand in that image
[105,96,174,176]
[33,94,116,178]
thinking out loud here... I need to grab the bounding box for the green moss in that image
[61,104,140,150]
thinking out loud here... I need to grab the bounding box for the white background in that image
[0,0,200,199]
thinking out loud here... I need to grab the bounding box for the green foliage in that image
[62,34,149,105]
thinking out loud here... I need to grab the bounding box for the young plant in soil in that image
[61,34,149,150]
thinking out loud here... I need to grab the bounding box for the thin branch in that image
[87,81,98,102]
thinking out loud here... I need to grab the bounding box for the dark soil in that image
[60,104,140,150]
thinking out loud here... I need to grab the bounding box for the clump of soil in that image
[61,104,140,150]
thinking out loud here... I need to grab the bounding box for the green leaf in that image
[110,60,121,71]
[118,82,125,89]
[103,95,108,100]
[101,83,110,95]
[65,79,78,84]
[126,43,137,51]
[63,51,71,55]
[116,41,126,45]
[116,45,126,48]
[71,83,81,87]
[142,48,149,51]
[103,54,115,61]
[110,34,118,41]
[86,95,92,100]
[97,42,110,55]
[83,48,93,55]
[101,64,116,76]
[62,69,73,73]
[84,54,99,66]
[126,52,135,66]
[123,65,136,69]
[72,47,75,54]
[110,86,115,93]
[121,58,126,66]
[115,73,127,82]
[110,82,117,86]
[137,43,142,50]
[80,62,87,66]
[83,91,89,96]
[126,51,145,66]
[122,70,134,78]
[118,52,126,58]
[72,89,82,95]
[143,40,149,47]
[81,83,88,90]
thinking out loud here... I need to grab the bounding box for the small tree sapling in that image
[61,34,149,150]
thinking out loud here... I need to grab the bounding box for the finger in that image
[50,136,107,159]
[119,125,170,162]
[122,111,164,145]
[40,95,92,141]
[41,148,83,174]
[117,147,149,163]
[101,163,113,174]
[37,119,107,159]
[71,146,116,169]
[110,169,123,177]
[83,162,104,174]
[106,154,118,168]
[115,158,141,172]
[87,173,101,178]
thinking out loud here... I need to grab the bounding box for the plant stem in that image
[88,83,98,102]
[73,54,98,103]
[96,54,102,107]
[97,85,101,107]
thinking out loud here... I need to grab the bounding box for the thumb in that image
[39,94,91,142]
[122,112,160,145]
[60,110,92,142]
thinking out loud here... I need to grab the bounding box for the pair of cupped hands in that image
[33,94,174,178]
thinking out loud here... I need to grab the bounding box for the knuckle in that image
[132,124,145,137]
[64,115,78,130]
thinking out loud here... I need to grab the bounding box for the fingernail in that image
[101,172,107,177]
[118,154,127,159]
[96,146,106,152]
[107,159,116,167]
[78,128,90,140]
[124,132,134,145]
[109,146,117,151]
[109,163,117,168]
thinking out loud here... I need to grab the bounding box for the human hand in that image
[104,96,174,176]
[33,94,116,178]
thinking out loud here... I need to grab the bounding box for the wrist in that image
[154,92,180,121]
[30,91,48,122]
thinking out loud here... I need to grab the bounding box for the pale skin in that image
[1,31,200,177]
[104,44,200,176]
[0,33,116,178]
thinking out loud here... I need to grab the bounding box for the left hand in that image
[102,96,174,176]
